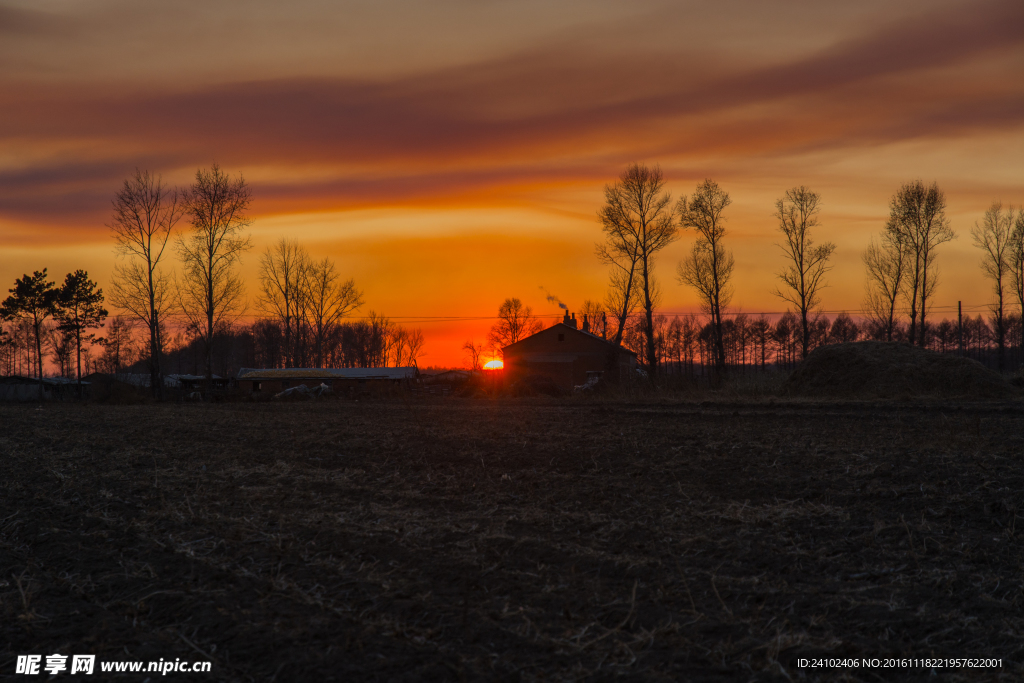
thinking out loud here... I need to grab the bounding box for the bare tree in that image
[367,312,393,367]
[750,314,771,367]
[177,164,253,387]
[830,311,860,343]
[887,181,955,346]
[972,202,1015,370]
[109,169,182,399]
[48,324,73,378]
[257,238,310,367]
[863,223,908,342]
[488,297,542,352]
[463,340,483,371]
[601,269,641,344]
[677,179,733,373]
[391,328,409,368]
[597,220,641,348]
[580,299,607,337]
[403,328,424,367]
[98,315,138,375]
[596,163,677,376]
[1010,209,1024,351]
[389,326,424,367]
[772,186,835,359]
[301,257,363,368]
[0,320,12,375]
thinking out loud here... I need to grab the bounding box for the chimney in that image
[563,311,571,326]
[582,314,590,333]
[570,313,578,329]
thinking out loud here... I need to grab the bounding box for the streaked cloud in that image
[3,0,1021,228]
[0,0,1021,364]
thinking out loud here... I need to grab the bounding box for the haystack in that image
[783,341,1017,399]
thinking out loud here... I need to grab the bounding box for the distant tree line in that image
[0,303,426,382]
[155,312,424,378]
[0,269,107,396]
[0,166,424,394]
[5,163,1024,386]
[622,309,1024,378]
[474,165,1024,378]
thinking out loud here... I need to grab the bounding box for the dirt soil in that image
[783,341,1017,400]
[2,398,1023,682]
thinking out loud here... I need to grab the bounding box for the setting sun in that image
[483,360,504,370]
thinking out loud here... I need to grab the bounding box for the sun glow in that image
[483,360,504,370]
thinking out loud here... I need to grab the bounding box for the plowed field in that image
[2,399,1022,681]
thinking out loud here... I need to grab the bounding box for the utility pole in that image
[958,301,963,356]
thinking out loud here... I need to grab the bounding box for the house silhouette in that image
[502,312,637,390]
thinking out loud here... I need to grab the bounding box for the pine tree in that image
[55,270,108,393]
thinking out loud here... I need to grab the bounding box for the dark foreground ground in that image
[2,398,1023,681]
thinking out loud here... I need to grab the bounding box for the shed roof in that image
[101,373,221,388]
[237,367,417,381]
[0,375,90,386]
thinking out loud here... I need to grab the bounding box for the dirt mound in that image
[784,341,1017,399]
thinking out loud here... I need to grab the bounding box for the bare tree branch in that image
[1010,209,1024,353]
[597,163,677,376]
[108,168,182,398]
[177,164,253,387]
[887,181,956,346]
[302,257,363,369]
[258,239,310,367]
[862,229,907,342]
[772,186,835,359]
[463,340,483,371]
[677,179,732,373]
[489,298,542,352]
[971,202,1014,369]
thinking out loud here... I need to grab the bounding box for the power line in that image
[157,304,1009,327]
[338,304,1005,323]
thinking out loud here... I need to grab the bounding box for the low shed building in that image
[0,375,89,401]
[502,313,637,390]
[236,367,418,394]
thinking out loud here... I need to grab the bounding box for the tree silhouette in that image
[971,203,1015,370]
[863,225,908,342]
[772,186,835,359]
[177,165,253,388]
[1,270,59,398]
[55,270,108,393]
[1010,209,1024,353]
[488,298,541,352]
[887,181,955,346]
[462,340,483,371]
[303,257,363,369]
[678,179,733,374]
[109,169,182,399]
[258,238,309,367]
[597,164,677,376]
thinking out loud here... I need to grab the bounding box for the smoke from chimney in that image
[539,286,568,310]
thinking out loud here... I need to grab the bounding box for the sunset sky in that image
[2,0,1022,367]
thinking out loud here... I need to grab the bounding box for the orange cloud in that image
[1,0,1021,368]
[2,0,1020,230]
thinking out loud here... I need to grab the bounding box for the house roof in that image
[502,322,637,356]
[237,367,418,381]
